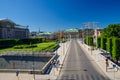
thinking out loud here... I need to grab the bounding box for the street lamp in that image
[32,50,35,80]
[30,42,35,80]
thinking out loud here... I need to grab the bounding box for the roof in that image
[0,18,28,29]
[38,32,52,35]
[14,25,28,29]
[64,28,80,32]
[0,18,15,24]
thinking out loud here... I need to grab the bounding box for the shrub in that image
[0,39,17,48]
[13,44,37,49]
[106,38,112,55]
[101,37,107,50]
[85,36,93,46]
[112,38,120,60]
[97,37,101,48]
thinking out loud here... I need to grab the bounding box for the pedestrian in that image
[106,61,109,67]
[106,58,108,61]
[51,60,56,68]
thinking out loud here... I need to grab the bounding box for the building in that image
[30,31,38,38]
[64,28,81,38]
[38,32,57,40]
[93,29,102,38]
[0,18,29,39]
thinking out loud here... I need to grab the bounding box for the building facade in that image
[0,19,29,39]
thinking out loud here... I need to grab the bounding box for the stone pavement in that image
[78,40,120,80]
[46,41,71,80]
[0,41,71,80]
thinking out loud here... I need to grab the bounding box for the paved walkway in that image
[46,41,71,80]
[0,41,71,80]
[1,39,120,80]
[78,40,120,80]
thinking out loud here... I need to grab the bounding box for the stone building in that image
[0,18,29,39]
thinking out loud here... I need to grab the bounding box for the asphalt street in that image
[57,39,110,80]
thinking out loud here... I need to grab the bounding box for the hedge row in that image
[13,44,37,49]
[96,37,120,60]
[106,38,112,56]
[97,37,101,48]
[0,38,46,48]
[112,38,120,60]
[85,36,93,46]
[101,37,107,50]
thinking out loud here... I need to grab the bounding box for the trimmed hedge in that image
[13,44,37,49]
[97,37,101,48]
[112,38,120,60]
[0,38,45,48]
[101,37,107,50]
[0,39,18,48]
[20,38,43,44]
[85,36,93,46]
[97,37,120,60]
[106,38,112,55]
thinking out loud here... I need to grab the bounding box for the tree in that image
[106,38,112,56]
[97,37,101,48]
[101,37,107,50]
[112,38,120,60]
[85,36,93,46]
[101,24,120,38]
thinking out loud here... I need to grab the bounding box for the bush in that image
[20,38,44,44]
[112,38,120,60]
[85,36,93,46]
[13,44,37,49]
[101,37,107,50]
[0,38,46,48]
[106,38,112,56]
[97,37,101,48]
[0,39,17,48]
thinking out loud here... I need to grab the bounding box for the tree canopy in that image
[101,24,120,38]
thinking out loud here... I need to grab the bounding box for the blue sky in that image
[0,0,120,32]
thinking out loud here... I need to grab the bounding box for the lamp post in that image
[32,50,35,80]
[30,42,35,80]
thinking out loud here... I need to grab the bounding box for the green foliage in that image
[106,38,112,55]
[101,24,120,38]
[43,44,59,51]
[0,42,58,53]
[101,37,107,50]
[13,44,37,49]
[0,39,17,48]
[97,37,101,48]
[33,42,58,52]
[85,36,93,46]
[0,38,45,48]
[85,36,89,45]
[20,38,43,44]
[112,38,120,60]
[112,38,117,60]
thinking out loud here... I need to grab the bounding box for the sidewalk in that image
[0,41,71,80]
[78,40,120,80]
[47,41,71,80]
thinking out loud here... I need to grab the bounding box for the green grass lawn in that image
[0,42,59,54]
